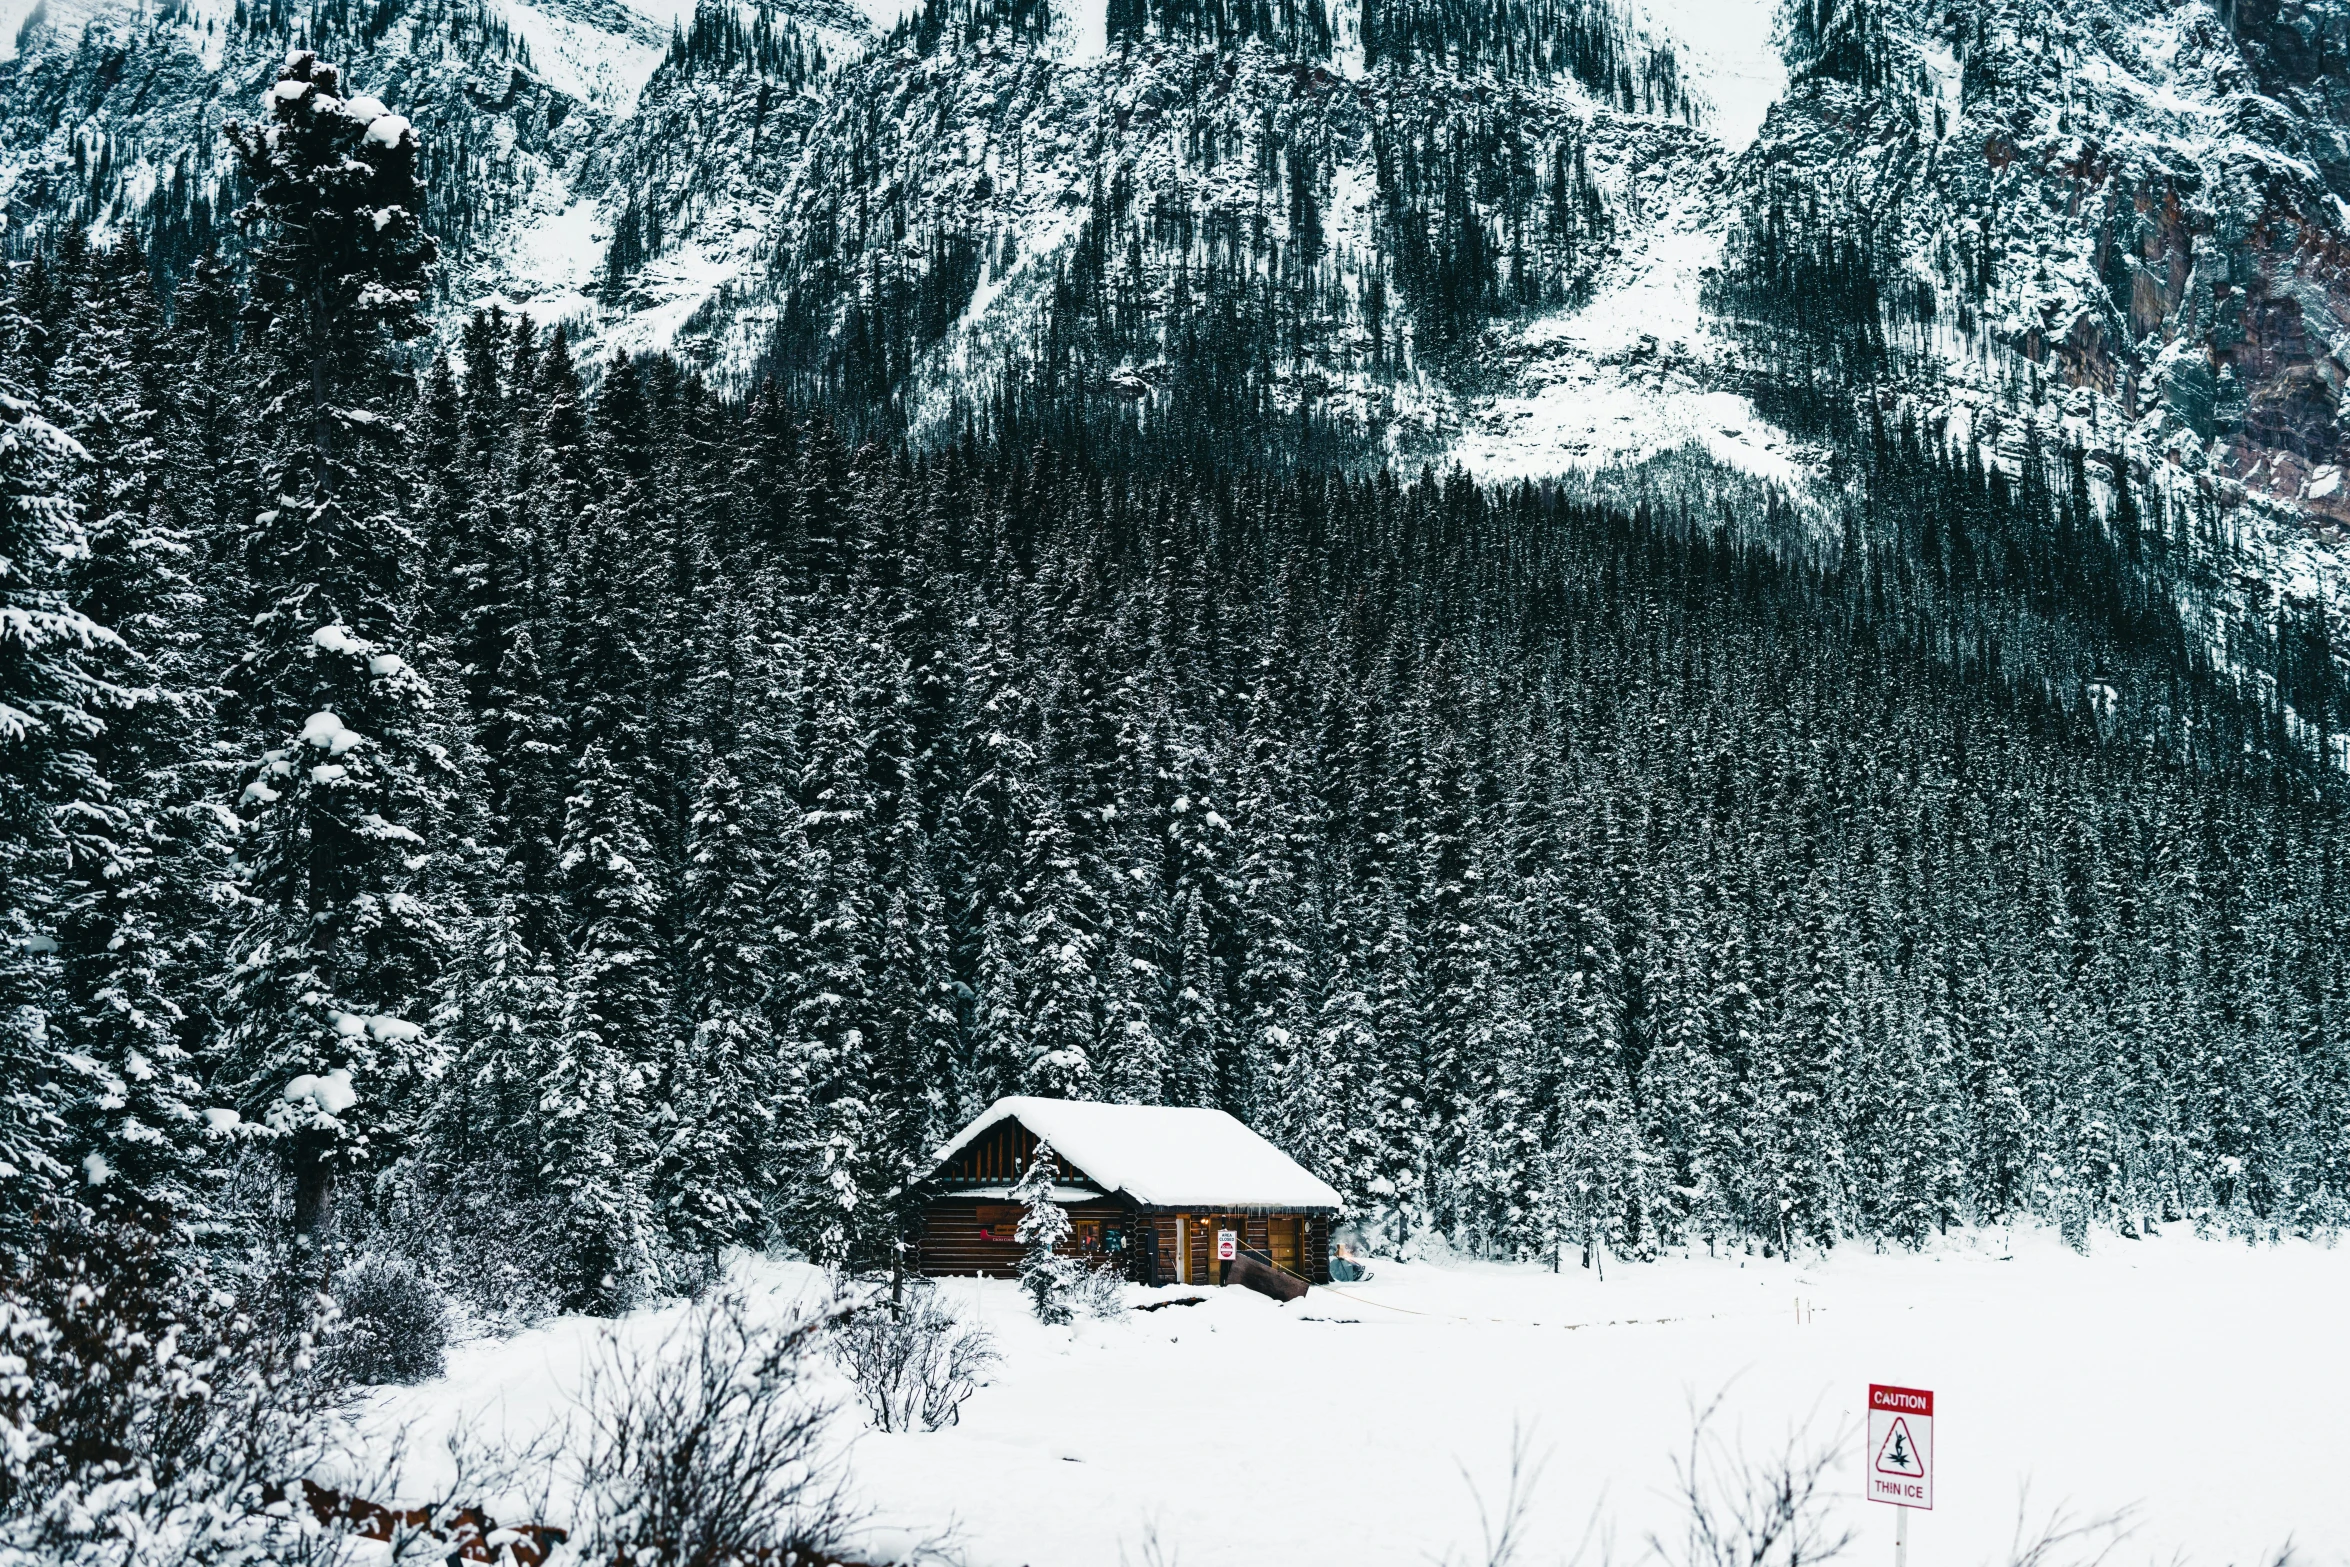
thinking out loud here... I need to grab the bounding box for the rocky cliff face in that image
[1721,0,2350,526]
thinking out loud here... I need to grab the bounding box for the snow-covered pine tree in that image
[864,786,956,1258]
[1643,905,1735,1252]
[0,260,104,1245]
[645,371,728,880]
[562,354,656,762]
[1098,714,1173,1108]
[1168,887,1223,1108]
[1233,658,1316,1132]
[1097,924,1169,1106]
[1413,721,1493,1238]
[531,323,593,557]
[1234,771,1313,1138]
[214,52,450,1247]
[49,238,227,1231]
[658,757,777,1260]
[969,905,1026,1111]
[1010,798,1099,1099]
[1758,870,1851,1251]
[1366,895,1432,1251]
[412,352,465,651]
[546,738,663,1307]
[481,626,566,949]
[1012,1138,1077,1324]
[447,308,521,711]
[159,252,250,622]
[946,601,1040,1110]
[1300,868,1381,1212]
[1162,750,1239,1106]
[726,379,798,568]
[428,860,561,1190]
[782,622,886,1264]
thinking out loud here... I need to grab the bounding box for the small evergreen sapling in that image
[1011,1140,1076,1325]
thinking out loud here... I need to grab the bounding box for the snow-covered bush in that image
[828,1284,995,1432]
[0,1209,344,1567]
[323,1256,447,1385]
[1011,1143,1078,1325]
[1070,1264,1128,1320]
[571,1288,856,1565]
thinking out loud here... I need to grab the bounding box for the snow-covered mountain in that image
[4,0,2346,536]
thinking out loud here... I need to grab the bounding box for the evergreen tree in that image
[1012,1138,1077,1324]
[659,758,778,1259]
[213,53,449,1246]
[546,740,664,1307]
[49,240,226,1231]
[427,862,563,1194]
[0,263,103,1244]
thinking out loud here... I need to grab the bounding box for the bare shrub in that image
[570,1288,859,1566]
[1649,1395,1853,1567]
[828,1284,996,1434]
[333,1172,571,1336]
[1993,1499,2125,1567]
[1448,1422,1548,1567]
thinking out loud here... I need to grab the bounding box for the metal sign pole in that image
[1894,1502,1907,1567]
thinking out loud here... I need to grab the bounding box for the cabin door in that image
[1173,1213,1192,1284]
[1268,1216,1301,1277]
[1192,1214,1224,1283]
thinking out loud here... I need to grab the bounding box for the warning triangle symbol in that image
[1874,1417,1925,1478]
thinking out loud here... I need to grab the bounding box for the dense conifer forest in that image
[6,49,2350,1356]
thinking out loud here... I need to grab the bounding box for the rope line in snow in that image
[1307,1287,1732,1333]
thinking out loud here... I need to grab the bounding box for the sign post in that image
[1866,1384,1933,1566]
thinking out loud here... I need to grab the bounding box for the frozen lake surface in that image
[361,1228,2350,1565]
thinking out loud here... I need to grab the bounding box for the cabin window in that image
[975,1206,1022,1243]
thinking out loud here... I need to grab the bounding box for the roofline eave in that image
[923,1183,1339,1216]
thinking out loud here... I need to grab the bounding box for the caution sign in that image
[1866,1384,1933,1510]
[1217,1229,1237,1261]
[1875,1418,1925,1478]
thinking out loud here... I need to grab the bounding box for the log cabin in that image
[917,1097,1343,1287]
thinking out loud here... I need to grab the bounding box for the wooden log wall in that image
[918,1199,1131,1279]
[922,1202,1335,1285]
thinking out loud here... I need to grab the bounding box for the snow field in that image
[1455,201,1810,489]
[362,1230,2350,1567]
[1051,0,1108,64]
[1629,0,1786,154]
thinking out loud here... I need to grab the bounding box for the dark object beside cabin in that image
[1227,1252,1309,1302]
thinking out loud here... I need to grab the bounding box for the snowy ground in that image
[360,1229,2350,1566]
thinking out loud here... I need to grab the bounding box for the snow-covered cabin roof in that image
[929,1097,1343,1211]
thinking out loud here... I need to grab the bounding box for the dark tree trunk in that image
[292,1138,336,1245]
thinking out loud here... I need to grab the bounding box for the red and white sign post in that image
[1866,1384,1933,1566]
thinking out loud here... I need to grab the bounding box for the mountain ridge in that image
[3,0,2346,554]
